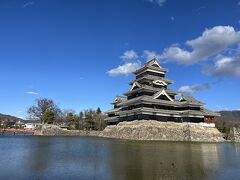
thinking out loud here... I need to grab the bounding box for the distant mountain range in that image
[0,113,41,124]
[217,111,240,123]
[0,113,24,122]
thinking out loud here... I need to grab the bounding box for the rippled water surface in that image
[0,136,240,180]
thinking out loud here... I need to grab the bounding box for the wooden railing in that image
[0,128,41,135]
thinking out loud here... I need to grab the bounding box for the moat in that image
[0,135,240,180]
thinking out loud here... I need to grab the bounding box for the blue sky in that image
[0,0,240,118]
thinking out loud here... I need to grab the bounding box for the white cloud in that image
[108,49,165,76]
[108,50,141,76]
[161,26,240,64]
[203,56,240,77]
[179,83,210,94]
[26,91,39,95]
[120,50,138,61]
[170,16,174,21]
[148,0,166,7]
[23,1,34,8]
[238,1,240,5]
[108,62,141,76]
[143,50,161,61]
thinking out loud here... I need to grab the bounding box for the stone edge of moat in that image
[36,120,240,143]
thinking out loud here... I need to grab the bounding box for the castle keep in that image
[105,58,219,125]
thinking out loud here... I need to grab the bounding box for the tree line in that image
[28,98,107,130]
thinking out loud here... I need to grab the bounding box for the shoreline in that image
[37,120,240,143]
[34,134,233,144]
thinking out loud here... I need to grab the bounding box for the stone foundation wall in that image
[228,127,240,142]
[39,121,225,142]
[40,124,100,136]
[98,120,225,142]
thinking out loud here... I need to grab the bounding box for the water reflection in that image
[108,142,221,179]
[22,137,112,179]
[0,136,240,180]
[23,137,54,177]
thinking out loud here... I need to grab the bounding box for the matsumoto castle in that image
[105,58,219,125]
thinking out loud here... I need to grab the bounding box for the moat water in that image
[0,135,240,180]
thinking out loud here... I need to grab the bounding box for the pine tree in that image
[42,109,55,124]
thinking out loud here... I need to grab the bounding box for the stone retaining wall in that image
[228,127,240,142]
[98,120,225,142]
[40,124,100,136]
[39,121,225,142]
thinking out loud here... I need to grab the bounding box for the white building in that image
[24,123,41,130]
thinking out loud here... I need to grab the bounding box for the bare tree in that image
[27,98,61,124]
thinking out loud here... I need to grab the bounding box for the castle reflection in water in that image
[1,136,240,179]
